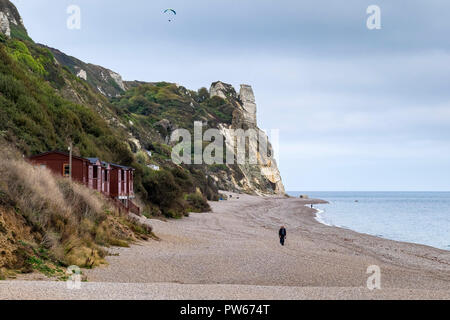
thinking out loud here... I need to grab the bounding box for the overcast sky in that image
[12,0,450,191]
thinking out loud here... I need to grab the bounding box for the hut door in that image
[88,166,93,189]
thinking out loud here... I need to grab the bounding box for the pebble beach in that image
[2,193,450,299]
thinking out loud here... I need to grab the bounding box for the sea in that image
[288,191,450,251]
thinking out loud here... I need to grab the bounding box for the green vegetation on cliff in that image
[0,38,132,163]
[111,82,235,133]
[0,26,212,220]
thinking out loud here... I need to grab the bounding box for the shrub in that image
[186,193,210,213]
[8,40,46,75]
[142,169,183,217]
[0,43,133,165]
[196,87,209,103]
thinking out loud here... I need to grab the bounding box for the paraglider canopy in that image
[164,9,177,22]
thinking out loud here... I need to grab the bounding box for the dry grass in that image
[0,145,152,274]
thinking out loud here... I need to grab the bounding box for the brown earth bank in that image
[1,193,450,299]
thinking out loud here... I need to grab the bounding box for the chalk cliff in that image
[0,0,27,38]
[1,0,284,197]
[211,81,285,195]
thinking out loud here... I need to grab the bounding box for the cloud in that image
[280,139,450,160]
[11,0,450,190]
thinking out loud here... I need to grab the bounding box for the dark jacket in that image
[279,228,286,238]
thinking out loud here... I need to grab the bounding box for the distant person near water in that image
[279,226,287,246]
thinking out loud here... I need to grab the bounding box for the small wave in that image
[312,208,333,227]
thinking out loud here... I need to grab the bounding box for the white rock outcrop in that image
[0,12,10,37]
[210,81,236,100]
[109,71,126,91]
[211,81,285,195]
[238,84,257,127]
[0,0,26,38]
[76,69,87,81]
[257,129,285,194]
[210,82,228,99]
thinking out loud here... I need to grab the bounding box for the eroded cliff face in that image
[41,45,128,98]
[0,12,10,37]
[1,0,284,197]
[0,0,26,38]
[238,84,258,126]
[211,81,285,195]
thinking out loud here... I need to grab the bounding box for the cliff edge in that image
[210,81,285,195]
[0,0,28,39]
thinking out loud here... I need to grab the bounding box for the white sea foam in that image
[305,205,333,226]
[314,209,333,226]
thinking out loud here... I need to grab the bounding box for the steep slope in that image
[211,81,285,195]
[42,45,128,98]
[111,81,285,195]
[0,37,132,162]
[0,0,212,220]
[0,146,152,280]
[0,0,29,40]
[47,47,285,195]
[0,0,284,213]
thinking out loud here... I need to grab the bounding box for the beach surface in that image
[1,193,450,299]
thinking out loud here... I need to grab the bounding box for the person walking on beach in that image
[279,226,287,246]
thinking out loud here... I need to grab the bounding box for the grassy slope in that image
[111,83,248,193]
[0,33,213,218]
[0,36,133,163]
[112,83,235,137]
[0,147,152,280]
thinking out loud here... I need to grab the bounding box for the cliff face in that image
[42,45,128,98]
[0,0,284,197]
[0,0,28,40]
[238,84,258,126]
[0,0,217,220]
[211,81,285,195]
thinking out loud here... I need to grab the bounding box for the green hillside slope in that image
[0,2,212,218]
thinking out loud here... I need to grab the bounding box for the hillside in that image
[46,44,285,195]
[0,0,29,41]
[0,146,153,280]
[0,0,284,280]
[107,81,285,195]
[0,0,284,214]
[40,45,128,98]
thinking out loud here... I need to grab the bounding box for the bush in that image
[142,169,183,217]
[186,193,210,213]
[0,42,133,164]
[196,87,209,103]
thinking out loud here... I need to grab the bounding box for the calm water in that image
[288,191,450,251]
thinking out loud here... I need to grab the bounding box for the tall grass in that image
[0,146,151,270]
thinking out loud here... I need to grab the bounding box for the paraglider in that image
[164,9,176,22]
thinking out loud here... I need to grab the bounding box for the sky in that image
[11,0,450,191]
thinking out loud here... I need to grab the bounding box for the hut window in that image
[93,166,98,179]
[103,170,108,182]
[121,170,125,181]
[63,164,70,177]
